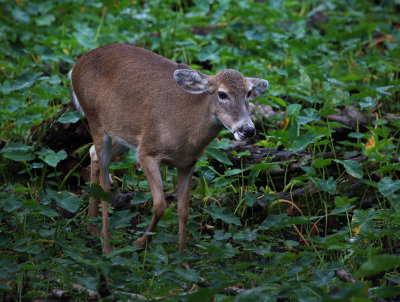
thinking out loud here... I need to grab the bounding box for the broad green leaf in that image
[335,159,363,179]
[36,148,67,167]
[213,176,235,187]
[0,196,22,212]
[109,209,137,229]
[233,228,258,242]
[313,158,332,169]
[90,183,110,202]
[204,204,241,226]
[245,29,266,42]
[174,267,200,282]
[327,77,344,86]
[54,191,81,213]
[225,168,244,176]
[1,142,35,162]
[77,276,97,290]
[214,230,232,241]
[198,44,220,62]
[38,205,59,218]
[311,177,337,194]
[206,148,232,165]
[370,287,400,299]
[378,177,400,198]
[287,104,302,116]
[259,213,290,230]
[245,192,258,206]
[1,72,41,94]
[359,97,377,110]
[290,131,316,152]
[314,269,335,286]
[297,108,320,125]
[376,85,394,96]
[355,254,400,278]
[130,192,151,205]
[57,111,81,124]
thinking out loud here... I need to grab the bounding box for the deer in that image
[69,43,269,255]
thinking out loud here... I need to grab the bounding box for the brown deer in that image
[69,43,268,254]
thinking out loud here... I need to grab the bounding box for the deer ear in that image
[246,78,269,99]
[174,69,210,94]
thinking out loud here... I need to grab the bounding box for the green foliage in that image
[1,0,400,300]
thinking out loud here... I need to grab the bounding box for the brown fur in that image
[70,43,268,254]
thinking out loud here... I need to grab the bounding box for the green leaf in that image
[259,213,290,230]
[214,230,232,241]
[204,204,241,226]
[0,196,22,212]
[313,158,332,169]
[287,104,302,116]
[370,286,400,299]
[245,192,258,206]
[130,192,151,205]
[77,276,97,290]
[1,142,35,162]
[297,108,320,125]
[38,205,59,218]
[54,191,81,213]
[198,44,220,62]
[213,176,235,187]
[244,29,266,42]
[89,183,110,202]
[355,254,400,278]
[376,85,394,96]
[311,177,337,194]
[327,77,344,86]
[335,159,363,179]
[359,97,377,110]
[57,111,81,124]
[174,267,200,282]
[206,148,232,165]
[1,72,41,94]
[378,177,400,198]
[109,210,137,229]
[233,228,258,242]
[36,148,67,167]
[290,131,316,152]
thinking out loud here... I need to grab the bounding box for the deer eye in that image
[247,90,252,98]
[218,91,228,100]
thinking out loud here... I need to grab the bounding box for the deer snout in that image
[240,125,256,138]
[233,124,256,141]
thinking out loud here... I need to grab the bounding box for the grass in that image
[1,0,400,301]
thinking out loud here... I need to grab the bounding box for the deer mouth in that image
[233,131,246,142]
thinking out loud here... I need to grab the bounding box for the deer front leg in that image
[177,166,195,251]
[133,155,165,248]
[177,166,195,270]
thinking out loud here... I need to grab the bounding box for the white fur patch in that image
[90,145,98,161]
[69,67,84,114]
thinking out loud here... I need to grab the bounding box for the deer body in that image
[70,43,268,254]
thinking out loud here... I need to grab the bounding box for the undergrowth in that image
[1,0,400,301]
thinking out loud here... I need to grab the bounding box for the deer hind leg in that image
[133,155,165,248]
[88,134,127,254]
[88,145,101,237]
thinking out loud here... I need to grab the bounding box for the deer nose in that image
[240,125,256,138]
